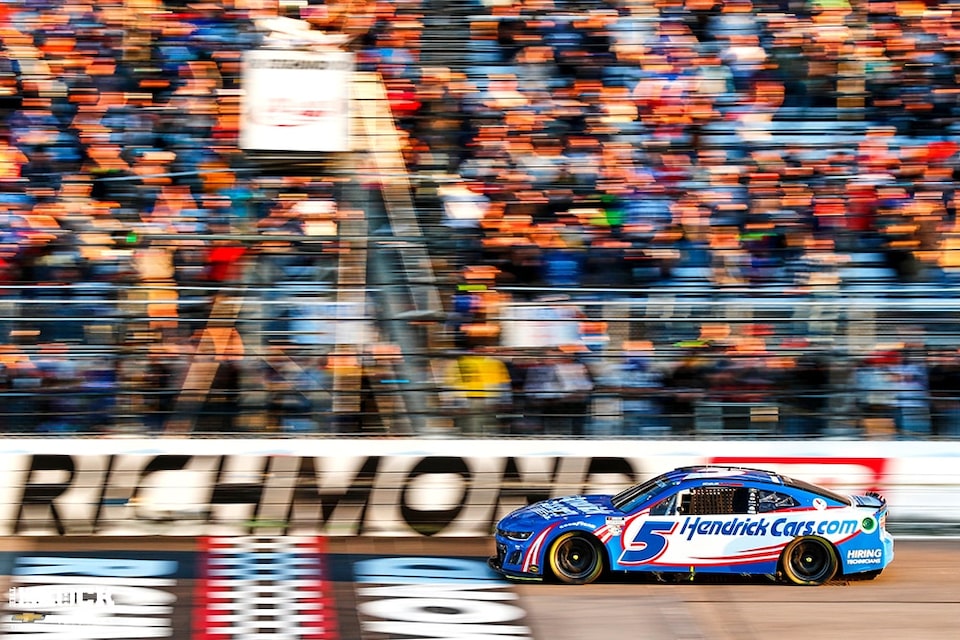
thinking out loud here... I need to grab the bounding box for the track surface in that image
[1,537,956,640]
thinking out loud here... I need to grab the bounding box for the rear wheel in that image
[781,536,838,586]
[547,532,604,585]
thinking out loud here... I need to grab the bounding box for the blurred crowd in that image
[414,0,960,291]
[439,339,960,439]
[0,0,958,436]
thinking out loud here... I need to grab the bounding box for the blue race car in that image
[490,465,893,585]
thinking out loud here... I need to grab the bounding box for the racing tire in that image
[547,532,604,585]
[780,536,838,586]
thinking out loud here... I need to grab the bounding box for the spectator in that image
[443,348,512,435]
[520,348,595,436]
[197,357,243,432]
[521,358,562,436]
[550,346,594,437]
[142,350,178,434]
[892,347,932,438]
[614,341,669,436]
[853,350,900,438]
[929,350,960,438]
[662,351,710,436]
[781,353,831,437]
[264,351,331,433]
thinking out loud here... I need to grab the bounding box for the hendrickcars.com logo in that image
[679,516,858,541]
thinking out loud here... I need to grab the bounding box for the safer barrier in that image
[2,439,958,536]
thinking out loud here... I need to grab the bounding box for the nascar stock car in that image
[490,465,893,585]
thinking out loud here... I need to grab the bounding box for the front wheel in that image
[547,532,604,585]
[780,536,838,586]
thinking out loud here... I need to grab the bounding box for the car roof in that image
[666,465,786,487]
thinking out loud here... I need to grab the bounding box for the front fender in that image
[538,526,609,568]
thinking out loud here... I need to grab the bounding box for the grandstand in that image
[0,0,958,438]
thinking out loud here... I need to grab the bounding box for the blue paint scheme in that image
[490,465,895,584]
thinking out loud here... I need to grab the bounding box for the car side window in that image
[649,492,679,516]
[680,486,756,515]
[757,489,798,512]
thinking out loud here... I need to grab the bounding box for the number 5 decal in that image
[619,520,677,565]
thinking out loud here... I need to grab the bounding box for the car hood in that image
[500,494,617,530]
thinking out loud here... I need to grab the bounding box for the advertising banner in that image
[0,439,956,537]
[239,49,353,152]
[2,550,194,638]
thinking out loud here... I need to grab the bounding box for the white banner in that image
[239,49,353,152]
[0,439,957,536]
[499,305,585,348]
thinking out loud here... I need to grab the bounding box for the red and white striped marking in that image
[195,536,338,640]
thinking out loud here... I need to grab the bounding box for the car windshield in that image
[611,476,682,511]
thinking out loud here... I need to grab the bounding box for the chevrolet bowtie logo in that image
[11,612,46,623]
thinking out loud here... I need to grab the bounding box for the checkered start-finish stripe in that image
[195,536,339,640]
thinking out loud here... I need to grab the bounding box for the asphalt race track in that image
[0,536,955,640]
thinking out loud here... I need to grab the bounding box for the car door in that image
[613,480,780,574]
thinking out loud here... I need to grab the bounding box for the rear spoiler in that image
[852,491,886,507]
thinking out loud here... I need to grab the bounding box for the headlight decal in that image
[498,529,533,541]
